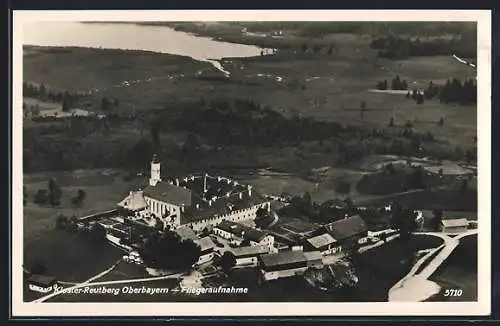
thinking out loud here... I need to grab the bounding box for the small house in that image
[441,218,469,234]
[322,215,368,249]
[258,250,322,281]
[230,245,269,267]
[27,275,57,294]
[214,220,275,249]
[303,251,324,269]
[305,233,340,255]
[195,236,216,265]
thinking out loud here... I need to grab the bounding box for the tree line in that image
[23,95,477,173]
[371,35,476,60]
[31,178,86,209]
[23,82,79,112]
[403,78,477,106]
[376,75,408,91]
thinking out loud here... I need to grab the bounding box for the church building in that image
[118,154,271,232]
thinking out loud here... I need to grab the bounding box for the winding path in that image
[388,229,477,301]
[32,262,183,303]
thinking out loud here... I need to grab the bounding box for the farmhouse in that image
[441,218,469,234]
[258,250,323,281]
[230,245,270,267]
[118,154,271,232]
[305,233,341,255]
[27,274,57,294]
[321,215,368,249]
[213,220,275,250]
[196,236,216,265]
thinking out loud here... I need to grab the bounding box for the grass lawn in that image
[23,97,62,111]
[428,233,477,301]
[352,237,418,301]
[23,230,123,283]
[364,188,477,212]
[92,261,151,282]
[23,169,146,244]
[411,233,445,251]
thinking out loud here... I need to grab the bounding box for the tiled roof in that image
[118,191,148,211]
[303,251,323,262]
[143,181,196,207]
[214,220,268,242]
[259,251,308,268]
[196,236,215,252]
[323,215,367,241]
[230,245,269,258]
[175,225,198,241]
[306,233,337,249]
[180,190,268,225]
[140,174,268,224]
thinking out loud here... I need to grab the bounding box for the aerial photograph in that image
[20,19,478,304]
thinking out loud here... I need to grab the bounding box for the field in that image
[23,30,476,147]
[23,169,146,243]
[23,230,122,283]
[428,233,477,301]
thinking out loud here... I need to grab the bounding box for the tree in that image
[100,97,111,111]
[140,231,201,270]
[432,209,443,231]
[68,215,79,232]
[388,117,395,127]
[62,91,71,112]
[390,204,417,242]
[55,214,69,230]
[113,98,119,107]
[219,251,236,273]
[438,117,444,127]
[301,42,308,52]
[48,178,62,207]
[90,223,107,243]
[360,102,366,121]
[302,192,312,210]
[34,189,49,205]
[385,163,396,175]
[71,189,87,208]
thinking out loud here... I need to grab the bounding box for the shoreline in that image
[23,44,201,63]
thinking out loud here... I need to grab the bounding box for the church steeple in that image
[149,154,161,186]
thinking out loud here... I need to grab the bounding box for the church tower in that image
[149,154,161,186]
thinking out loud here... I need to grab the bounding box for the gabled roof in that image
[442,218,468,228]
[303,251,323,262]
[143,181,195,207]
[118,191,148,211]
[175,225,198,241]
[323,215,367,241]
[230,245,269,258]
[259,251,307,268]
[196,236,215,252]
[214,220,269,242]
[306,233,337,249]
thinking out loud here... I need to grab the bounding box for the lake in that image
[21,21,265,74]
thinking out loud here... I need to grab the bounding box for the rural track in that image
[32,260,183,303]
[388,229,477,301]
